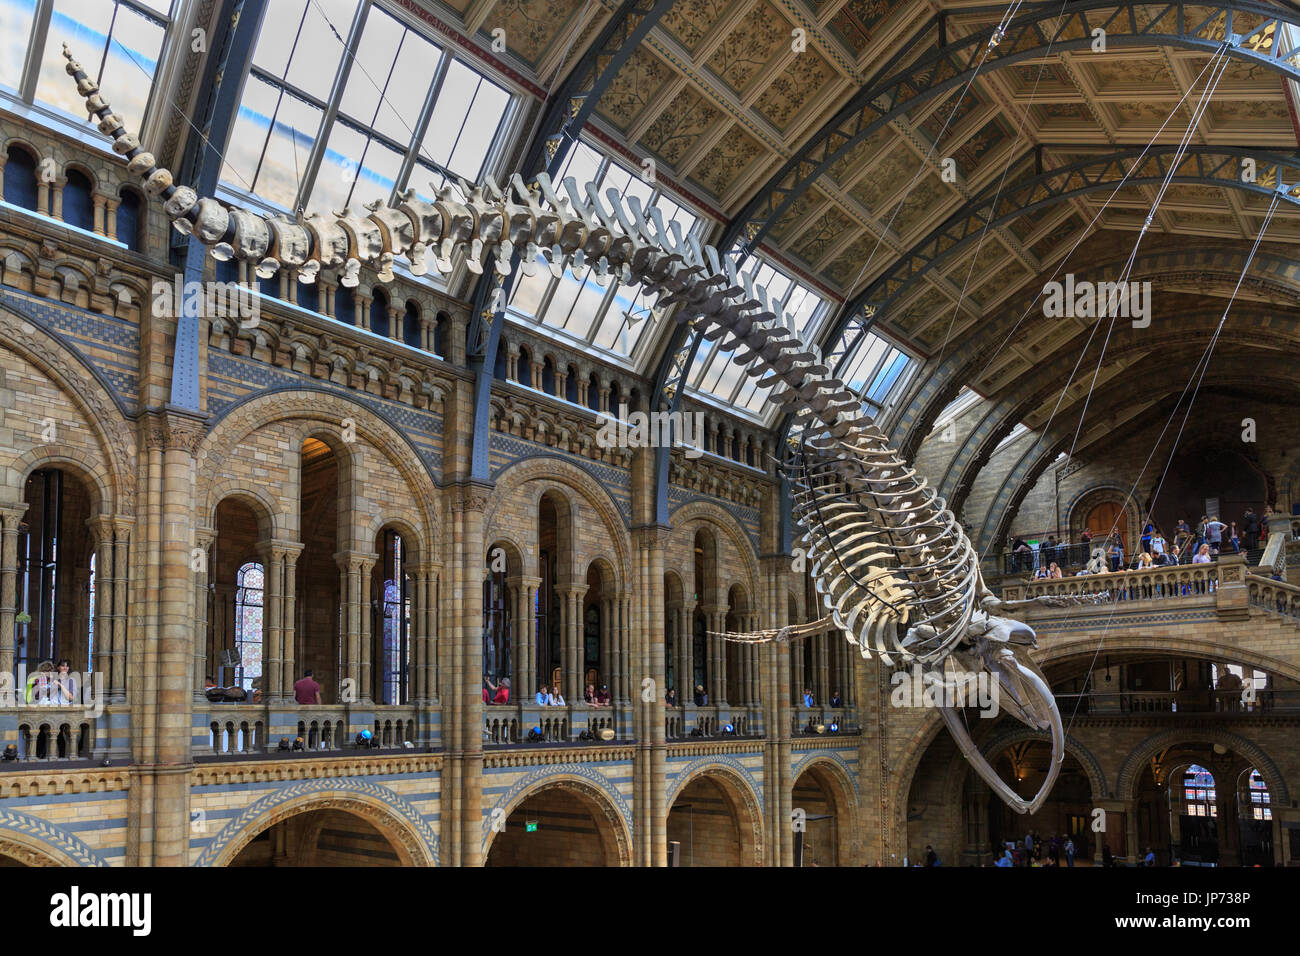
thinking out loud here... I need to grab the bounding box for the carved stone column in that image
[190,526,214,703]
[0,504,30,680]
[679,602,695,699]
[334,550,376,701]
[518,575,540,698]
[109,517,132,701]
[105,198,120,241]
[280,544,301,700]
[257,541,284,705]
[359,557,375,702]
[558,584,588,698]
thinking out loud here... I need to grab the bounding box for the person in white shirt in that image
[1192,543,1212,564]
[547,685,566,707]
[1150,532,1166,556]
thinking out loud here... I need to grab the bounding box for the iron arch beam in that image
[886,240,1300,465]
[464,0,678,480]
[973,364,1300,549]
[775,147,1300,450]
[936,306,1300,510]
[721,0,1300,257]
[822,145,1300,358]
[170,0,267,411]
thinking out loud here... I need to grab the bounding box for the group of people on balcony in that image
[1011,505,1272,578]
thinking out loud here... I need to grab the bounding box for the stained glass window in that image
[234,561,264,691]
[380,529,409,705]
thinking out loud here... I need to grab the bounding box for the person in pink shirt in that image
[293,669,321,705]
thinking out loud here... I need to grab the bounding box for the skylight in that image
[219,0,515,216]
[1,0,173,133]
[506,140,702,365]
[685,254,827,421]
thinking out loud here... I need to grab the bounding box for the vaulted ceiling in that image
[437,0,1300,445]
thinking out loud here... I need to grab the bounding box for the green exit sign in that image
[525,821,539,833]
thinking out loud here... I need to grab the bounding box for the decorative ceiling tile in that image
[849,145,911,211]
[970,261,1029,308]
[826,124,893,184]
[754,49,834,132]
[490,0,587,67]
[1083,57,1174,92]
[891,285,947,334]
[919,85,984,143]
[1034,102,1092,124]
[827,0,910,56]
[640,87,723,166]
[790,204,856,264]
[950,116,1011,174]
[687,123,765,198]
[824,231,880,288]
[769,185,827,242]
[598,47,675,132]
[662,0,730,54]
[1029,215,1084,259]
[706,2,790,93]
[888,172,949,237]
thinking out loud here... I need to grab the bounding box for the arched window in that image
[482,552,511,692]
[116,187,142,250]
[378,529,410,705]
[403,301,421,349]
[535,551,556,692]
[433,310,448,357]
[586,373,600,412]
[3,146,39,211]
[234,561,265,691]
[63,169,94,231]
[87,552,96,674]
[335,285,356,325]
[515,346,531,385]
[297,280,319,313]
[541,356,555,395]
[566,365,578,404]
[1181,765,1217,817]
[370,289,389,337]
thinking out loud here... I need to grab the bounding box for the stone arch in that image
[197,779,439,867]
[1116,728,1289,805]
[1037,637,1300,692]
[668,758,764,866]
[792,752,861,862]
[1065,483,1143,544]
[364,512,427,565]
[196,389,439,547]
[481,764,633,865]
[0,305,134,513]
[8,447,113,517]
[485,455,631,587]
[0,808,111,866]
[670,500,761,607]
[207,481,280,541]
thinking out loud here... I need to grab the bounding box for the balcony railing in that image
[1003,563,1218,603]
[1055,690,1300,715]
[1246,573,1300,623]
[11,710,96,762]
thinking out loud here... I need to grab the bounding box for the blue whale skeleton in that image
[63,44,1108,814]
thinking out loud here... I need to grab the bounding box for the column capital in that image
[518,575,543,589]
[0,503,29,526]
[333,549,378,572]
[557,583,589,599]
[193,525,217,549]
[258,539,304,562]
[143,407,209,454]
[448,481,494,514]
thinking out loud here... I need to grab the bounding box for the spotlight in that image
[527,726,544,742]
[2,744,16,761]
[719,722,736,737]
[277,737,291,752]
[355,729,373,748]
[828,721,839,734]
[292,736,304,751]
[577,729,594,741]
[688,727,704,737]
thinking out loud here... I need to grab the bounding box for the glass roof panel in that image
[508,139,702,371]
[0,0,36,94]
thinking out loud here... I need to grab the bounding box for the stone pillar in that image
[577,375,589,407]
[355,292,373,332]
[561,584,588,698]
[679,603,695,699]
[50,178,63,220]
[359,557,375,702]
[0,504,30,680]
[280,545,301,700]
[150,410,205,866]
[335,551,376,702]
[110,518,132,701]
[92,193,106,235]
[703,605,728,705]
[388,305,404,343]
[190,527,214,703]
[448,483,491,867]
[1216,551,1248,620]
[105,198,119,241]
[519,576,540,698]
[257,542,284,706]
[616,591,631,706]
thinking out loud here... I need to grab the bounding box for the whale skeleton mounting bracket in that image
[65,44,1109,815]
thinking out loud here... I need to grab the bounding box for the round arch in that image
[792,753,861,864]
[670,500,761,607]
[485,455,632,587]
[207,482,279,541]
[196,389,439,549]
[667,760,764,866]
[482,770,633,867]
[1116,728,1290,805]
[201,787,438,867]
